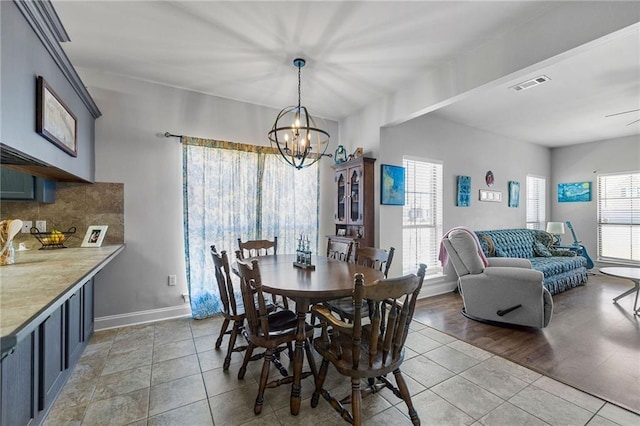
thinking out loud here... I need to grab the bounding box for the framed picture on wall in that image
[558,182,591,202]
[457,175,471,207]
[36,76,78,157]
[380,164,405,205]
[508,181,520,207]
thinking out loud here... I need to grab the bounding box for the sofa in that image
[474,228,588,295]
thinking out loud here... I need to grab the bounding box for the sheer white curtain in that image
[182,136,319,319]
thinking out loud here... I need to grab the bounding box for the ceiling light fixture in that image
[268,58,330,170]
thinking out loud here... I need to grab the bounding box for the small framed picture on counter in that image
[81,225,108,247]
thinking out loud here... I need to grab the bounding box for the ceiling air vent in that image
[511,75,550,91]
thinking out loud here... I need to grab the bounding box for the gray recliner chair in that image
[442,229,553,328]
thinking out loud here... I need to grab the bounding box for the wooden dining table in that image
[242,254,385,415]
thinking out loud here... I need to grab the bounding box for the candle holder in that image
[293,233,315,270]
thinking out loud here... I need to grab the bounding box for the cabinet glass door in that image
[349,168,363,224]
[336,172,346,223]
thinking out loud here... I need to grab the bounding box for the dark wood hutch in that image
[329,157,375,255]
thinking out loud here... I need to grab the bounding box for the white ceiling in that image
[52,1,640,148]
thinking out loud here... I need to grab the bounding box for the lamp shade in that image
[546,222,565,235]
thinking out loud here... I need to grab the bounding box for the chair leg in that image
[215,318,230,349]
[255,349,273,415]
[286,341,294,360]
[311,359,329,408]
[304,338,318,381]
[393,368,420,425]
[223,320,240,371]
[238,342,255,380]
[351,377,362,426]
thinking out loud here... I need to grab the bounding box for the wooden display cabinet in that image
[331,157,375,254]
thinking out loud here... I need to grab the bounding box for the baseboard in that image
[419,277,457,299]
[95,304,192,331]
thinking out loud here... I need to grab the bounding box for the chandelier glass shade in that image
[268,58,330,170]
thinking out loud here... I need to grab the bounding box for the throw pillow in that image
[533,241,553,257]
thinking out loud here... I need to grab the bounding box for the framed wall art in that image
[558,182,591,202]
[36,76,78,157]
[457,175,471,207]
[81,225,108,247]
[380,164,405,205]
[508,181,520,207]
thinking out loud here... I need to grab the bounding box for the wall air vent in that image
[511,75,550,91]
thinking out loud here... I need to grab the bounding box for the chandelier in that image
[268,58,330,170]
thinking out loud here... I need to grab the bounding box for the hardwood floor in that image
[413,272,640,414]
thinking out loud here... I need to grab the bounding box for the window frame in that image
[526,174,546,230]
[597,171,639,264]
[401,156,443,276]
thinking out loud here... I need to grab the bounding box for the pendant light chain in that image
[297,62,302,109]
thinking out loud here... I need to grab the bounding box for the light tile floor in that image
[44,316,640,426]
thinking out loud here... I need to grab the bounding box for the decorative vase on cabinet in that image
[331,157,375,254]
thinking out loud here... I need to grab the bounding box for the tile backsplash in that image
[1,182,124,249]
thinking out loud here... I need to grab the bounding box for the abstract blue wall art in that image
[508,181,520,208]
[457,175,471,207]
[381,164,405,205]
[558,182,592,202]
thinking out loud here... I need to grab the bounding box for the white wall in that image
[550,135,640,266]
[380,114,550,279]
[82,70,338,325]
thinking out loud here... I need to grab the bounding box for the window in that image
[526,175,546,230]
[402,158,443,276]
[598,172,640,263]
[182,136,319,318]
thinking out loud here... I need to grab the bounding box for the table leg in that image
[290,297,310,415]
[612,279,640,315]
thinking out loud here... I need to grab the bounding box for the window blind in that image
[402,158,443,275]
[526,175,546,230]
[597,172,640,263]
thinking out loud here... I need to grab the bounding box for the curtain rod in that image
[164,132,182,139]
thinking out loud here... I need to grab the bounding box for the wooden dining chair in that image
[355,246,395,279]
[210,245,248,371]
[237,237,278,258]
[311,264,427,426]
[235,258,317,415]
[236,236,290,312]
[326,238,355,262]
[211,246,289,376]
[324,246,395,321]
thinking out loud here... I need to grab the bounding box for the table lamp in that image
[546,222,565,245]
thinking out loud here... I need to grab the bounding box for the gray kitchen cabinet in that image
[0,167,56,203]
[0,278,95,425]
[66,289,83,368]
[83,279,94,342]
[1,333,36,425]
[38,306,65,412]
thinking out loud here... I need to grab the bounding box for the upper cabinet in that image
[333,157,376,249]
[0,0,101,183]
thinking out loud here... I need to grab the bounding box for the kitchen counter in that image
[0,244,125,357]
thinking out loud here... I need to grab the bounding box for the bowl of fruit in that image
[30,227,76,249]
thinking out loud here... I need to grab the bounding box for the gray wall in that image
[379,113,551,279]
[80,70,338,325]
[550,135,640,265]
